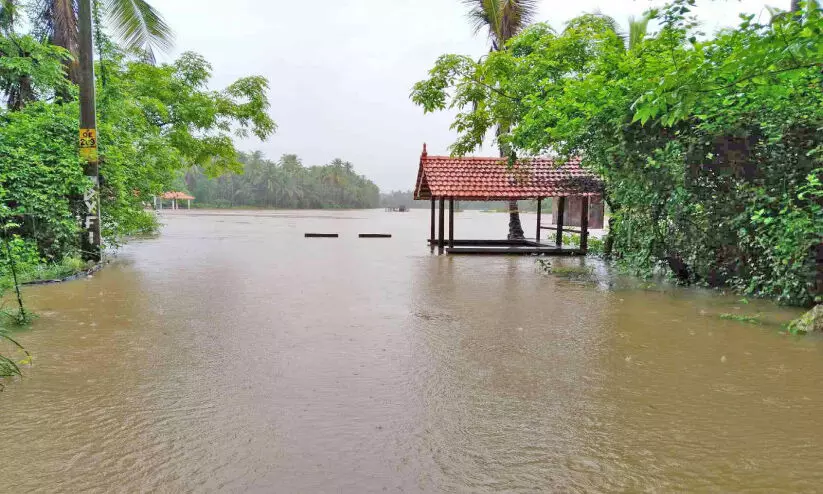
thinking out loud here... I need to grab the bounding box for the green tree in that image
[0,43,276,256]
[412,1,822,306]
[185,153,380,210]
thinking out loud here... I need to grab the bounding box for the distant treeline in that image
[379,190,550,211]
[183,152,380,209]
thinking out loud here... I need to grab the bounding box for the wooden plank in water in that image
[359,234,392,238]
[447,246,583,256]
[540,225,583,234]
[427,238,536,247]
[304,233,339,238]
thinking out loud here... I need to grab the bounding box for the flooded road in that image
[1,209,820,492]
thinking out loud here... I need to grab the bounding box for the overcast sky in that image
[159,0,775,191]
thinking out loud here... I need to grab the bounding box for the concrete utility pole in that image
[78,0,102,262]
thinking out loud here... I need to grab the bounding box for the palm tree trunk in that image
[51,0,81,86]
[499,133,525,240]
[507,200,525,239]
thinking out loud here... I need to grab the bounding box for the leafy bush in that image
[412,0,822,306]
[0,41,275,261]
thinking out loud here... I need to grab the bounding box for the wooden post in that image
[536,198,542,241]
[580,196,589,253]
[430,198,435,244]
[438,197,445,253]
[448,198,454,248]
[555,196,566,246]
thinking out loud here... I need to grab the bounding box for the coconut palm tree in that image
[463,0,539,239]
[32,0,172,83]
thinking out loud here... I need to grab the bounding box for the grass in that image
[719,313,762,325]
[537,259,594,280]
[0,318,31,389]
[1,257,89,290]
[24,257,88,282]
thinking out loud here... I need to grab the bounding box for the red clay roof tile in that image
[414,154,603,200]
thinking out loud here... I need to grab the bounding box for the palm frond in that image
[38,0,79,54]
[31,0,80,82]
[579,10,627,45]
[463,0,499,41]
[588,9,622,34]
[463,0,537,46]
[628,14,651,50]
[498,0,539,42]
[0,0,18,33]
[104,0,173,60]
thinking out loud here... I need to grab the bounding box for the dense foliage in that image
[184,152,380,209]
[0,39,275,261]
[412,0,822,306]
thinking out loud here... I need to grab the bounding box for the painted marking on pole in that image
[79,128,98,161]
[83,175,99,244]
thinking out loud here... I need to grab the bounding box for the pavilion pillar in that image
[187,199,191,209]
[555,196,566,247]
[580,196,590,254]
[535,198,542,241]
[430,198,435,244]
[438,197,445,253]
[448,198,454,248]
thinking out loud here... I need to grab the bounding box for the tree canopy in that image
[185,152,380,210]
[412,0,822,306]
[0,37,276,259]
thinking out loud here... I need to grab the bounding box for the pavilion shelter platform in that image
[413,145,605,256]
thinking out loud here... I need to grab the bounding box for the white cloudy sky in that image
[158,0,777,191]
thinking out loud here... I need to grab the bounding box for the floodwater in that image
[1,209,820,492]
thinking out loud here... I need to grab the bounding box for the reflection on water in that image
[0,210,819,492]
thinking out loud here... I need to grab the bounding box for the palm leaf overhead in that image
[580,11,652,51]
[104,0,173,60]
[0,0,18,33]
[32,0,80,82]
[627,14,651,50]
[36,0,79,52]
[462,0,539,49]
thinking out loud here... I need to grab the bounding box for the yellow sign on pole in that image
[79,128,98,161]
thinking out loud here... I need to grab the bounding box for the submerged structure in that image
[413,145,604,255]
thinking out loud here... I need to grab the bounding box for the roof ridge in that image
[422,155,578,161]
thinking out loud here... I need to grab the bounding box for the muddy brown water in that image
[1,209,820,492]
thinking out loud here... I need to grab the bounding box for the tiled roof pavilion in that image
[161,191,195,200]
[414,145,602,201]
